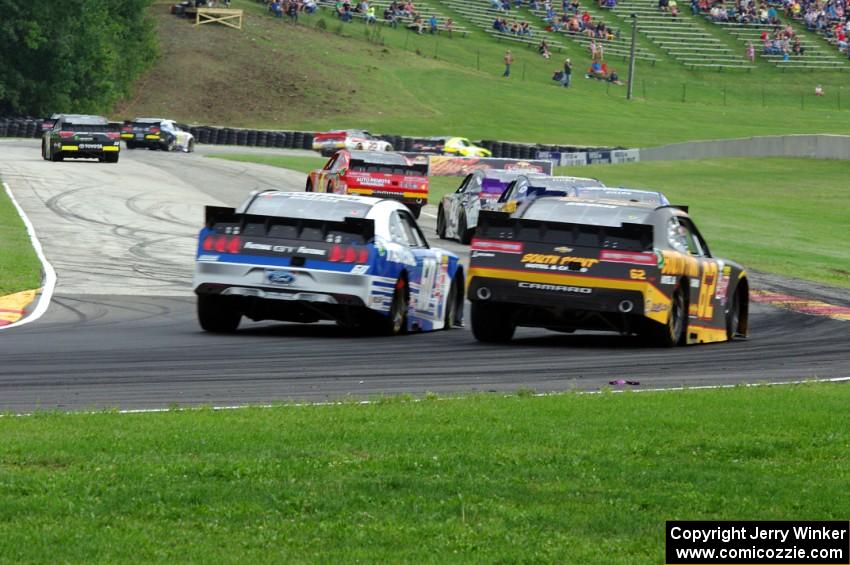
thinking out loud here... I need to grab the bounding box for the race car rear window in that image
[349,159,427,177]
[246,194,373,222]
[62,123,114,132]
[521,199,652,227]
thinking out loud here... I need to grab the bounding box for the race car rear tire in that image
[458,213,473,245]
[51,151,63,162]
[444,276,463,329]
[126,141,136,149]
[104,153,119,164]
[376,279,408,336]
[471,302,515,343]
[187,140,195,153]
[436,205,447,239]
[305,180,313,192]
[648,283,687,347]
[197,294,242,333]
[725,284,745,339]
[41,142,47,160]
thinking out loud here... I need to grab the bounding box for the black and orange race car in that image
[466,197,749,346]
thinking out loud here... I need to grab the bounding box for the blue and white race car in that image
[193,192,464,335]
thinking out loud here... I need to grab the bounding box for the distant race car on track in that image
[467,197,749,346]
[412,136,492,157]
[41,114,121,163]
[194,192,465,335]
[494,175,606,213]
[312,129,393,156]
[436,169,536,244]
[306,150,429,218]
[121,118,195,152]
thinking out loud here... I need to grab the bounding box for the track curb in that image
[1,181,56,330]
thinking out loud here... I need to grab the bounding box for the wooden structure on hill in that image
[185,7,244,30]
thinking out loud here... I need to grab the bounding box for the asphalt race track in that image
[1,139,848,412]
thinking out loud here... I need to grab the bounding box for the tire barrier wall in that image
[0,116,621,158]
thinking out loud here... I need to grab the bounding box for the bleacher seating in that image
[708,20,847,69]
[438,0,568,52]
[311,0,470,36]
[608,0,756,69]
[526,3,659,63]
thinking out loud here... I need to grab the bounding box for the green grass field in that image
[1,384,848,562]
[0,179,41,296]
[115,2,850,148]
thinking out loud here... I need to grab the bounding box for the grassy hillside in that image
[116,1,850,147]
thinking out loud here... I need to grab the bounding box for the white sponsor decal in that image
[660,275,677,285]
[518,282,592,294]
[471,251,495,258]
[198,254,220,262]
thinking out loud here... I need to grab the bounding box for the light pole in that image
[627,14,637,100]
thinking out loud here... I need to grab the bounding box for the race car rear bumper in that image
[194,260,394,322]
[468,276,646,316]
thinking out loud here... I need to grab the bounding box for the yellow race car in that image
[414,136,492,157]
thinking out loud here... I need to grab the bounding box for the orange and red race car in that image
[306,150,429,218]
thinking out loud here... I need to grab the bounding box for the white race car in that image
[312,130,393,156]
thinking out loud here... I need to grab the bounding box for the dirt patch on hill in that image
[113,8,394,127]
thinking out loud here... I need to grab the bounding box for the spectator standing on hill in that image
[746,41,755,61]
[502,49,514,77]
[562,57,573,87]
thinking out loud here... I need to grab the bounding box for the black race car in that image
[467,197,749,346]
[42,114,121,163]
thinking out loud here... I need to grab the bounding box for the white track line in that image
[3,376,849,417]
[1,181,56,330]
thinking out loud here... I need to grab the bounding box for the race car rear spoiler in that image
[476,210,654,252]
[205,206,375,243]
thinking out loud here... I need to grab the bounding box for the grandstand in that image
[313,0,470,35]
[608,0,755,69]
[525,3,659,63]
[707,20,848,70]
[436,0,570,53]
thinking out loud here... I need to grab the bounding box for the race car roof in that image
[575,186,670,205]
[243,191,381,221]
[520,197,655,227]
[56,114,109,125]
[348,150,410,165]
[480,169,538,181]
[132,117,168,123]
[525,176,605,189]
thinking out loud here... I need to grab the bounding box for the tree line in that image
[0,0,157,116]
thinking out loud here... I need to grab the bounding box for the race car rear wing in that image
[204,206,375,244]
[476,210,654,252]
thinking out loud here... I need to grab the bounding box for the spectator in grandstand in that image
[503,49,514,77]
[428,13,438,33]
[670,0,680,16]
[607,68,623,84]
[539,39,552,58]
[691,0,700,15]
[270,0,283,17]
[408,15,424,33]
[815,84,824,96]
[747,41,755,61]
